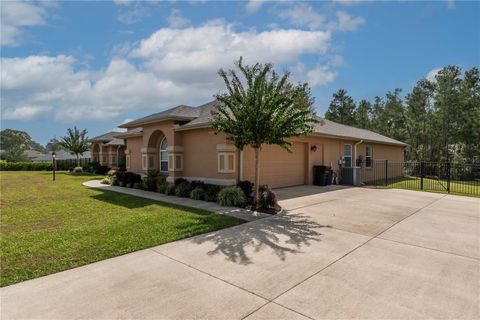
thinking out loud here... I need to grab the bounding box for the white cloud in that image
[246,0,265,14]
[279,4,364,32]
[0,1,50,46]
[333,11,365,31]
[279,3,326,30]
[167,9,190,28]
[447,0,456,9]
[2,105,53,121]
[113,0,135,5]
[426,67,441,82]
[1,20,335,122]
[307,65,337,86]
[117,5,150,24]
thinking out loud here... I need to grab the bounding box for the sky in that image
[1,0,479,145]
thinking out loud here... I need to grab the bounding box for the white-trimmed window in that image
[218,153,235,173]
[343,144,352,167]
[365,146,373,168]
[160,137,168,172]
[126,155,130,169]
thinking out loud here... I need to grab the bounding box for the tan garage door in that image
[256,142,306,188]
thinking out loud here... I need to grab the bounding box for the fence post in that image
[447,162,451,193]
[420,161,424,190]
[385,160,388,186]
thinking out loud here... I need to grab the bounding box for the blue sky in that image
[1,0,479,145]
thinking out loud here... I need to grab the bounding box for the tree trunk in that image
[254,147,260,208]
[76,154,80,167]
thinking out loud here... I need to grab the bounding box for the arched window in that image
[160,137,168,172]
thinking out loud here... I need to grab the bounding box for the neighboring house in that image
[0,149,44,161]
[32,150,91,162]
[88,132,126,168]
[109,100,406,188]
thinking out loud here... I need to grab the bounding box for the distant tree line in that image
[325,66,480,163]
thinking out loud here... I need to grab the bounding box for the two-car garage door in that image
[243,142,306,188]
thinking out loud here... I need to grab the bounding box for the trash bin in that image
[313,165,331,186]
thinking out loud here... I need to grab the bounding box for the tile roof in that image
[119,100,406,146]
[32,150,91,162]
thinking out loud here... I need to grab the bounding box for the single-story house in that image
[32,150,92,162]
[91,100,406,188]
[88,132,126,168]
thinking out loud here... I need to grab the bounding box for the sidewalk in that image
[82,180,269,222]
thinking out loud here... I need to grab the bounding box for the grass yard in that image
[0,171,244,287]
[372,176,480,197]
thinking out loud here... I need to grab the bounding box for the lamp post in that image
[52,151,56,181]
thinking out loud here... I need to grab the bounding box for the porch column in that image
[140,147,157,173]
[166,145,184,183]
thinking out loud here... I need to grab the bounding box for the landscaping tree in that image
[46,138,65,152]
[212,57,318,205]
[325,89,356,125]
[0,129,33,162]
[59,127,89,166]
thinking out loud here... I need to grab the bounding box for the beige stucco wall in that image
[126,136,143,172]
[123,118,405,187]
[181,128,236,184]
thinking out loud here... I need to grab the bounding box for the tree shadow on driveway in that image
[188,212,331,265]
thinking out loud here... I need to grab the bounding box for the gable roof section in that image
[88,131,119,143]
[314,118,406,146]
[119,105,198,128]
[118,100,406,147]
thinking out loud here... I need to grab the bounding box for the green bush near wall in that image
[0,161,53,171]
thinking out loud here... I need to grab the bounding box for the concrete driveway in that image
[1,187,479,319]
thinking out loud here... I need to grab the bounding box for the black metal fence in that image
[360,160,480,196]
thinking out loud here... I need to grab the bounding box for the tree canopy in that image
[324,66,480,163]
[212,57,317,204]
[59,127,89,166]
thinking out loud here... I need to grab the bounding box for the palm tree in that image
[60,127,89,167]
[212,57,318,206]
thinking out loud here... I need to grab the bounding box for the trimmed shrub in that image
[157,181,168,194]
[217,186,246,207]
[258,185,279,209]
[0,161,52,171]
[175,181,193,197]
[237,180,254,199]
[107,169,117,177]
[133,182,143,189]
[191,180,206,190]
[174,178,188,186]
[165,183,176,195]
[204,184,222,202]
[101,176,112,185]
[156,175,167,189]
[95,166,110,175]
[72,166,83,173]
[143,169,160,191]
[115,171,142,187]
[190,187,206,200]
[111,177,119,186]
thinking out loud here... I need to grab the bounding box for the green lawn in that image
[372,176,479,197]
[0,171,244,287]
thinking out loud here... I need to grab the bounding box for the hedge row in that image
[0,161,53,171]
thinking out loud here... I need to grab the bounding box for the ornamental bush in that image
[101,176,112,185]
[165,183,176,195]
[258,185,278,209]
[204,184,222,202]
[72,166,83,173]
[190,187,206,200]
[217,186,246,207]
[175,181,193,198]
[0,161,52,171]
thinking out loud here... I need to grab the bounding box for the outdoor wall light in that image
[310,145,317,152]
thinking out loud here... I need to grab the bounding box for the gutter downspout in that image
[354,140,363,186]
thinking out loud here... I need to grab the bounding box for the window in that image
[111,155,116,164]
[160,137,168,172]
[365,146,372,168]
[126,155,130,169]
[343,144,352,167]
[218,152,235,173]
